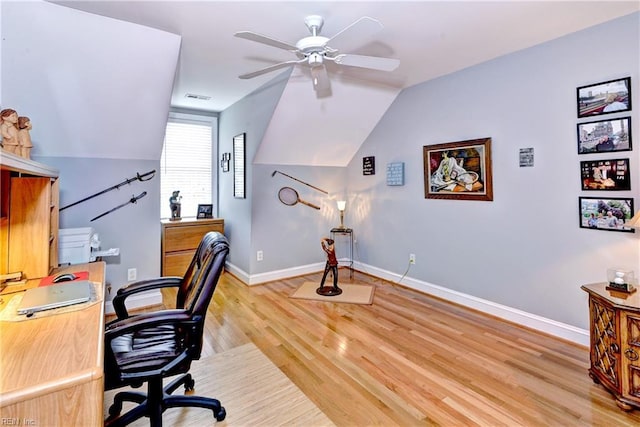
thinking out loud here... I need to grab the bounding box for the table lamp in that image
[336,200,347,230]
[608,209,640,293]
[626,210,640,229]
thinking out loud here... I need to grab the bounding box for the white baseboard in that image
[123,261,589,346]
[225,261,325,286]
[104,290,163,315]
[354,261,589,346]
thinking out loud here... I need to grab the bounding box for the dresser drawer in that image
[163,250,194,276]
[163,221,224,252]
[161,218,225,277]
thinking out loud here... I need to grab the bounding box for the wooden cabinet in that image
[0,151,59,279]
[161,218,224,276]
[581,283,640,411]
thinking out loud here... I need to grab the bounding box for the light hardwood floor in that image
[122,269,640,426]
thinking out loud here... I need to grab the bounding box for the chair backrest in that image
[176,231,227,310]
[182,232,228,315]
[180,232,228,359]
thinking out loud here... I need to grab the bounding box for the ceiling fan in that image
[235,15,400,94]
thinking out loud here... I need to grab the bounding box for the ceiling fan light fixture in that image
[308,52,323,67]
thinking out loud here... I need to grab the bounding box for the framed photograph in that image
[580,158,631,191]
[423,137,493,201]
[579,197,634,232]
[577,77,631,118]
[577,117,631,154]
[197,204,213,219]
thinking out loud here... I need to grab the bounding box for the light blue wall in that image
[36,156,161,295]
[346,12,639,329]
[218,72,290,273]
[219,71,350,278]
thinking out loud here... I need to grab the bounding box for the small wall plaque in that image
[363,156,375,175]
[519,148,534,167]
[386,162,405,186]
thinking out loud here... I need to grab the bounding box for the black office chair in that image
[104,232,229,427]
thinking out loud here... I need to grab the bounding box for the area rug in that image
[104,342,334,426]
[290,282,375,304]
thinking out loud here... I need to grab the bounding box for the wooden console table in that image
[0,262,106,425]
[581,282,640,411]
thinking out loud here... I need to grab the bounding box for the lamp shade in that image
[627,210,640,228]
[336,200,346,211]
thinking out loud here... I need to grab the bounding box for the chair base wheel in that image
[216,407,226,421]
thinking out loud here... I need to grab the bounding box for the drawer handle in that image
[610,343,620,353]
[625,348,639,361]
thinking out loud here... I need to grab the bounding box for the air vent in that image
[184,93,211,101]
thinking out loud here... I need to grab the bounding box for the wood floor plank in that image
[109,269,640,426]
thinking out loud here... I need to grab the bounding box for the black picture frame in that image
[580,158,631,191]
[363,156,375,175]
[579,197,634,232]
[577,77,631,118]
[577,117,632,154]
[197,204,213,219]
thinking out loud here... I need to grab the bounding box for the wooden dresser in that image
[581,283,640,411]
[161,218,224,276]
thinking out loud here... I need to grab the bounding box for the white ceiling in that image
[5,1,638,166]
[52,1,640,112]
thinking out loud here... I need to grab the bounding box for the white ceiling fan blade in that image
[333,54,399,72]
[325,16,383,53]
[235,31,298,52]
[311,65,331,93]
[239,60,303,79]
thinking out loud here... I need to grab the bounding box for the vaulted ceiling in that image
[3,1,638,165]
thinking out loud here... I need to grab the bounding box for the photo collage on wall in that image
[576,77,634,232]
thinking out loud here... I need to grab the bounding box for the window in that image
[160,113,216,219]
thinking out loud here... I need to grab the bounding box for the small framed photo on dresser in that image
[197,204,213,219]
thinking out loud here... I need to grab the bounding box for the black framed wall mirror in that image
[233,133,246,199]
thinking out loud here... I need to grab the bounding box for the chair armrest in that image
[105,309,190,335]
[113,277,182,319]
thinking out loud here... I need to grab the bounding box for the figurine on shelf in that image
[0,108,20,155]
[17,116,33,159]
[169,190,182,221]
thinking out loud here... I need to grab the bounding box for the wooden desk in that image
[0,262,105,425]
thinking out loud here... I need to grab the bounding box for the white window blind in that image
[160,116,213,219]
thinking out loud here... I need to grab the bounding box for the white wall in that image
[347,12,639,330]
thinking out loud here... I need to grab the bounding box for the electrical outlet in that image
[257,250,263,261]
[409,253,416,264]
[127,268,137,281]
